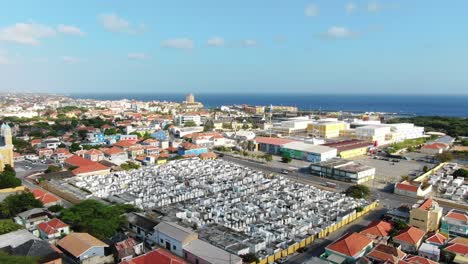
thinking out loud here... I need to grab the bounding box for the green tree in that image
[120,162,140,171]
[0,251,39,264]
[69,142,82,153]
[264,154,273,162]
[240,253,259,263]
[436,151,453,162]
[104,128,117,135]
[203,121,214,132]
[0,165,21,189]
[242,123,250,129]
[184,121,197,127]
[345,185,371,199]
[453,168,468,179]
[222,122,233,129]
[48,204,64,213]
[60,200,138,240]
[0,192,44,218]
[44,165,61,174]
[281,152,292,163]
[0,219,23,235]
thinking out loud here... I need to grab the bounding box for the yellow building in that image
[410,198,443,232]
[339,147,369,159]
[0,123,14,172]
[307,122,349,139]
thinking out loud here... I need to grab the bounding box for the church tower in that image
[1,123,12,146]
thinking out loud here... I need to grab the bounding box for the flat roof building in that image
[281,141,337,162]
[310,158,375,184]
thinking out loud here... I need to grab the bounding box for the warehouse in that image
[310,158,376,183]
[323,140,373,159]
[281,141,337,162]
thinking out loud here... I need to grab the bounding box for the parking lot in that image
[350,155,434,188]
[14,160,49,177]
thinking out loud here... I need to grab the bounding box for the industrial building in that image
[323,140,372,159]
[281,141,337,162]
[307,121,349,139]
[309,158,376,184]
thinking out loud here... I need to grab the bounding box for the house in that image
[41,137,61,150]
[114,140,137,150]
[51,148,72,162]
[324,232,373,263]
[394,181,432,198]
[421,143,449,154]
[0,239,63,264]
[177,142,208,156]
[401,255,438,264]
[37,218,70,240]
[143,145,160,156]
[199,152,217,160]
[444,243,468,264]
[37,148,54,158]
[183,238,243,264]
[425,232,447,247]
[440,209,468,237]
[126,212,160,242]
[101,147,127,161]
[152,221,198,257]
[393,227,426,253]
[409,198,443,232]
[417,243,440,262]
[30,188,62,207]
[14,208,51,232]
[186,132,226,147]
[360,220,393,244]
[366,244,406,263]
[128,145,145,159]
[255,137,295,155]
[57,232,110,263]
[64,155,110,176]
[120,248,188,264]
[114,237,144,262]
[83,149,104,162]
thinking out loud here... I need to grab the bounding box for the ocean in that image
[68,93,468,117]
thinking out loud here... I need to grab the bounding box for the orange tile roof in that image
[57,233,108,258]
[404,255,438,264]
[37,218,68,235]
[425,232,447,245]
[85,149,103,155]
[394,227,425,245]
[445,210,468,222]
[255,137,295,146]
[101,147,125,155]
[65,155,96,167]
[114,140,137,148]
[422,143,448,149]
[360,220,393,238]
[445,243,468,255]
[55,148,71,155]
[395,181,419,192]
[72,164,109,175]
[418,198,433,210]
[120,248,188,264]
[367,244,406,263]
[327,232,372,257]
[449,237,468,246]
[30,188,60,205]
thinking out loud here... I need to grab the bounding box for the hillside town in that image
[0,93,466,264]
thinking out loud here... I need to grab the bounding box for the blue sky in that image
[0,0,467,94]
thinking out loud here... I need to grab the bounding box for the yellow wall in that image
[0,185,26,193]
[410,207,442,232]
[0,145,14,172]
[307,123,348,138]
[339,147,368,159]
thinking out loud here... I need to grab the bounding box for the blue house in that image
[178,142,208,156]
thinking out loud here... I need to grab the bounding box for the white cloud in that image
[57,24,85,36]
[98,13,143,34]
[322,26,357,39]
[61,56,81,64]
[127,53,147,60]
[207,37,224,47]
[305,4,319,17]
[367,2,380,12]
[0,22,55,45]
[243,39,257,47]
[346,3,357,14]
[161,38,194,50]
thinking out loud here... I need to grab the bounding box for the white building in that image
[177,115,202,126]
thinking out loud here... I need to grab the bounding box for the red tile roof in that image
[120,248,188,264]
[85,149,103,155]
[255,137,295,146]
[425,233,447,245]
[114,140,137,148]
[101,147,125,155]
[65,155,96,167]
[367,244,406,263]
[37,218,68,235]
[422,143,448,149]
[404,255,438,264]
[394,227,425,245]
[65,155,109,175]
[445,243,468,255]
[326,232,372,257]
[418,198,433,210]
[179,142,202,150]
[30,189,60,205]
[445,210,468,222]
[395,181,419,192]
[360,220,393,238]
[72,164,109,175]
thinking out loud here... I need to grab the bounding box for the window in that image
[173,245,177,250]
[160,239,163,243]
[196,259,199,264]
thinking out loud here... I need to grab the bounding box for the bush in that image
[45,165,61,174]
[345,185,371,199]
[240,253,259,263]
[48,204,64,213]
[453,168,468,179]
[264,154,273,162]
[436,151,453,162]
[0,165,21,189]
[281,153,292,163]
[120,162,140,171]
[0,219,23,235]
